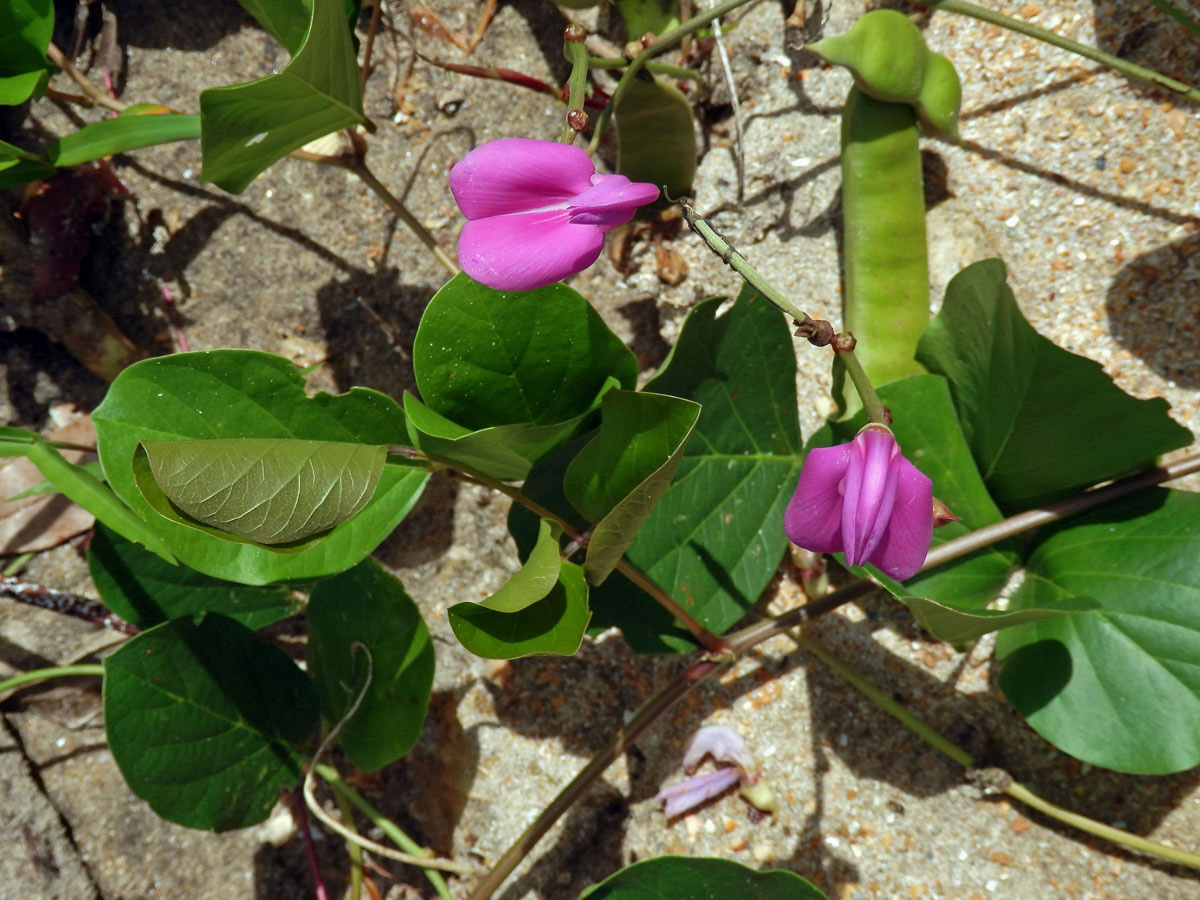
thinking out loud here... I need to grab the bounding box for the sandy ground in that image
[1,1,1199,898]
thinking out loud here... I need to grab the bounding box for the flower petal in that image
[682,726,754,774]
[655,767,743,819]
[842,427,900,567]
[568,174,660,227]
[866,456,933,580]
[784,443,853,554]
[457,211,603,291]
[449,139,596,220]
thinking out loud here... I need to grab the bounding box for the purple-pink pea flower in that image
[784,424,933,581]
[448,138,660,291]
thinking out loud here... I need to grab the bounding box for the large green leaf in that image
[200,0,367,193]
[413,274,636,431]
[0,0,52,106]
[103,613,318,830]
[581,857,829,900]
[917,259,1192,510]
[449,561,590,659]
[88,524,297,629]
[615,289,804,647]
[564,390,699,585]
[139,438,385,545]
[93,351,426,584]
[0,427,173,562]
[404,392,597,483]
[996,489,1200,774]
[815,375,1021,634]
[307,559,433,772]
[49,113,201,168]
[614,75,695,200]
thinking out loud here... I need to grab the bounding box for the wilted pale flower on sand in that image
[448,138,659,291]
[784,424,933,581]
[656,726,776,819]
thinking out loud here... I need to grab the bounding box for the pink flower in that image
[784,424,933,581]
[449,138,659,291]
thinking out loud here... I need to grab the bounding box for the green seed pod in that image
[917,51,962,140]
[807,10,926,106]
[837,86,929,409]
[807,9,961,140]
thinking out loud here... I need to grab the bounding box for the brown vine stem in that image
[45,43,128,113]
[347,160,461,276]
[443,463,728,653]
[465,658,722,900]
[465,450,1200,899]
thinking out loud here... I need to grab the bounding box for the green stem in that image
[835,344,889,426]
[923,0,1200,105]
[347,161,460,276]
[679,205,810,322]
[330,788,364,900]
[794,632,1200,870]
[1147,0,1200,40]
[315,764,454,899]
[0,664,104,695]
[586,0,755,153]
[587,57,704,80]
[560,35,590,143]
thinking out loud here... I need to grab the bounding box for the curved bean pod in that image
[808,9,961,139]
[837,86,930,397]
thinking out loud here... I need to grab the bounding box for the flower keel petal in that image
[866,457,933,580]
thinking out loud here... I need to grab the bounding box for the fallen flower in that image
[656,725,776,819]
[449,138,659,291]
[784,424,933,581]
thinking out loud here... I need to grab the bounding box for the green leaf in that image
[607,289,802,647]
[449,561,590,659]
[103,613,318,830]
[306,559,433,772]
[903,595,1096,645]
[818,374,1021,616]
[237,0,311,54]
[917,259,1192,510]
[470,518,563,614]
[93,351,426,584]
[404,392,596,482]
[48,113,201,168]
[581,857,829,900]
[200,0,367,193]
[564,390,699,585]
[615,75,696,201]
[88,524,298,629]
[614,0,681,37]
[0,428,174,563]
[237,0,361,55]
[0,0,52,107]
[138,438,385,545]
[0,139,53,188]
[413,273,637,431]
[996,489,1200,774]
